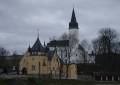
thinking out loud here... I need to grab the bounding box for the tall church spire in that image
[71,8,76,22]
[69,8,78,29]
[37,29,39,39]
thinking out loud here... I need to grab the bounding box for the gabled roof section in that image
[69,8,78,29]
[47,49,64,64]
[78,44,85,52]
[47,48,57,61]
[47,40,69,47]
[47,51,55,61]
[31,37,44,52]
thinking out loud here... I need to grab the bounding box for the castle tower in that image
[69,8,79,48]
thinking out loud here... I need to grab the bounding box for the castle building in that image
[19,36,77,79]
[19,36,61,78]
[19,8,93,79]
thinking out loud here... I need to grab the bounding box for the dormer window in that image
[31,52,38,55]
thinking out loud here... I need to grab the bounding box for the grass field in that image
[0,78,120,85]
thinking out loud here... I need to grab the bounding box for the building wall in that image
[49,47,69,62]
[62,64,77,79]
[20,52,78,79]
[69,29,79,48]
[50,55,60,78]
[68,64,77,79]
[19,52,49,75]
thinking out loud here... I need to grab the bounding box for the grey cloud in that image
[0,0,120,53]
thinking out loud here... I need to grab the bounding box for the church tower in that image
[69,8,79,48]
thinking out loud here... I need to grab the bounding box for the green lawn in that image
[0,78,120,85]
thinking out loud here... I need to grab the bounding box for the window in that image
[43,59,46,66]
[41,53,45,56]
[32,65,35,71]
[32,52,38,55]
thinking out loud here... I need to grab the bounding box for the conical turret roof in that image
[31,37,44,52]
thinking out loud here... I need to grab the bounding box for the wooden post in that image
[39,62,40,78]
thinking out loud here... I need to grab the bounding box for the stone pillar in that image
[101,76,103,81]
[112,76,114,81]
[106,76,108,81]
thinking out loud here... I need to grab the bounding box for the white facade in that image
[69,29,79,48]
[48,9,94,64]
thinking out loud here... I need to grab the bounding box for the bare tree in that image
[12,51,19,66]
[93,39,100,55]
[93,28,118,55]
[59,32,68,40]
[92,28,120,72]
[81,39,92,53]
[0,47,10,71]
[81,39,93,63]
[112,42,120,54]
[60,32,79,47]
[60,32,79,78]
[49,36,57,41]
[0,47,10,56]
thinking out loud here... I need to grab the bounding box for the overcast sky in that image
[0,0,120,54]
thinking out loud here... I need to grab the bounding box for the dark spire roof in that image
[78,44,85,52]
[31,37,44,52]
[71,8,76,22]
[69,8,78,29]
[28,44,31,52]
[44,40,46,47]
